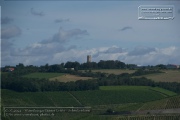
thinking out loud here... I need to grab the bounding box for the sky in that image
[1,0,180,66]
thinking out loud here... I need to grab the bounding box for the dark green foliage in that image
[1,73,99,92]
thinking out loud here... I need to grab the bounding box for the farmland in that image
[136,70,180,83]
[100,86,177,97]
[2,86,172,107]
[1,85,180,120]
[23,72,93,82]
[49,74,92,82]
[140,95,180,110]
[81,69,135,75]
[23,72,64,79]
[2,89,80,107]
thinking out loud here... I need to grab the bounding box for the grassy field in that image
[81,69,135,75]
[137,70,180,83]
[23,72,64,79]
[49,74,92,82]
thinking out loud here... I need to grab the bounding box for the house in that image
[64,68,74,70]
[6,67,15,72]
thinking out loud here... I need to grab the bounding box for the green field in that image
[2,89,80,107]
[100,86,177,97]
[22,72,64,79]
[2,86,176,107]
[2,86,179,120]
[140,95,180,110]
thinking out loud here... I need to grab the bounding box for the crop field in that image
[22,72,64,79]
[100,86,177,97]
[137,70,180,83]
[49,74,92,82]
[2,86,170,107]
[2,86,179,120]
[81,69,135,75]
[1,89,80,107]
[139,95,180,110]
[71,87,166,106]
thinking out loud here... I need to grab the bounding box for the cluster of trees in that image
[1,74,98,92]
[1,62,180,93]
[2,61,179,74]
[1,60,127,73]
[2,69,180,93]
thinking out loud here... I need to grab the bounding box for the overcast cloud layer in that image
[1,1,180,66]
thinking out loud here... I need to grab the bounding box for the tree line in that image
[2,68,180,93]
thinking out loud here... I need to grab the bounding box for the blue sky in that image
[1,0,180,66]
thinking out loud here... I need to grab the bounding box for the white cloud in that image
[2,46,180,66]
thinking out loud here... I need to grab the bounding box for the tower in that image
[87,55,91,63]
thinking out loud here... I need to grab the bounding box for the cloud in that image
[54,18,70,23]
[178,9,180,14]
[31,8,45,16]
[1,26,21,39]
[92,46,123,58]
[128,46,156,56]
[1,17,13,24]
[119,26,132,31]
[1,45,180,66]
[1,27,88,66]
[105,46,123,54]
[41,27,88,44]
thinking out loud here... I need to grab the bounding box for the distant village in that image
[1,55,180,72]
